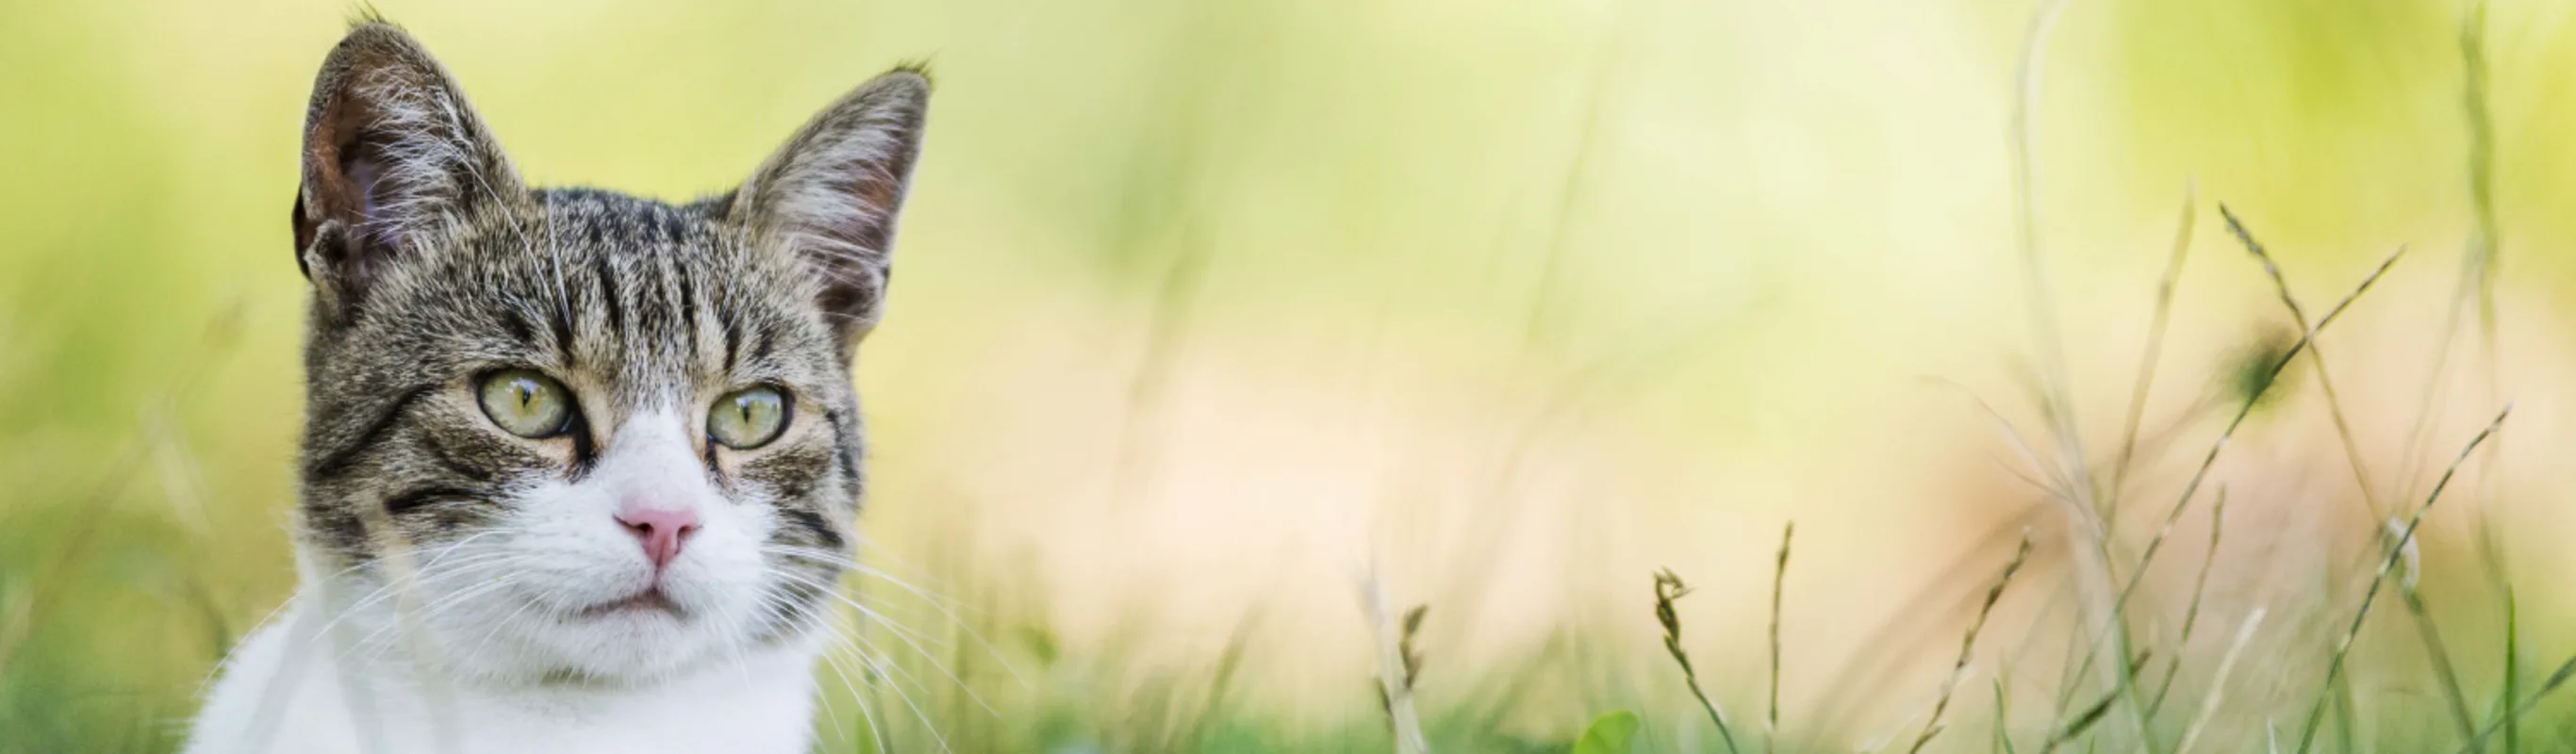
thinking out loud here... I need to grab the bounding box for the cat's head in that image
[286,23,926,684]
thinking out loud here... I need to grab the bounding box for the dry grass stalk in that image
[1362,577,1429,754]
[1906,530,2034,754]
[2395,0,2502,549]
[1520,0,1626,345]
[1400,604,1428,690]
[2174,608,2270,754]
[2218,205,2384,517]
[2459,0,2505,510]
[2005,0,2079,470]
[2117,242,2407,610]
[2224,205,2482,743]
[1655,569,1743,754]
[2041,243,2406,746]
[2003,0,2147,735]
[2294,405,2512,754]
[2146,488,2228,718]
[2455,4,2518,751]
[1769,522,1793,751]
[2105,183,2199,522]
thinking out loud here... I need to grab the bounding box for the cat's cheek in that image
[508,482,663,606]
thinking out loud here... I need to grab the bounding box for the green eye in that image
[708,385,789,450]
[476,369,576,438]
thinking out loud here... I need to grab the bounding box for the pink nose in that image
[615,505,701,570]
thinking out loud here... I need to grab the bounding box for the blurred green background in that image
[10,0,2576,750]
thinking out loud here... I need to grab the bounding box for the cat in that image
[183,19,926,753]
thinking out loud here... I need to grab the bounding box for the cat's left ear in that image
[725,68,930,353]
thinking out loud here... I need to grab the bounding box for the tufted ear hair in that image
[292,22,523,320]
[724,68,931,353]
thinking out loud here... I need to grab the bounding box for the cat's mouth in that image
[577,588,685,619]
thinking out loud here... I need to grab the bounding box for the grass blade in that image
[2501,583,2519,754]
[2452,654,2576,754]
[2294,406,2512,754]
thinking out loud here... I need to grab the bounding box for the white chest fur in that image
[184,594,823,754]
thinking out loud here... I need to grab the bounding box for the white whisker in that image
[762,545,1028,689]
[767,568,996,718]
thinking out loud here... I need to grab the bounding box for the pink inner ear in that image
[343,150,387,242]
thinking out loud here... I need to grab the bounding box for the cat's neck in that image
[186,573,825,754]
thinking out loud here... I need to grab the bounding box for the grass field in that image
[11,0,2576,750]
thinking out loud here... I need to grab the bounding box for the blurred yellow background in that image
[8,0,2576,749]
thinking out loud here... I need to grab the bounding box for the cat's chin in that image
[576,587,687,619]
[405,584,749,687]
[524,610,733,680]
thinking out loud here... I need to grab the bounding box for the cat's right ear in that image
[292,23,522,320]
